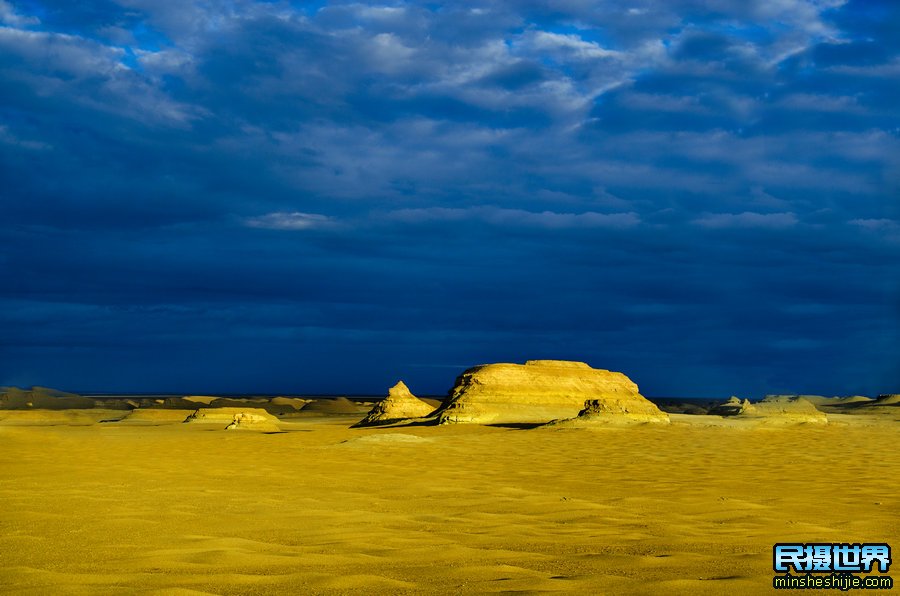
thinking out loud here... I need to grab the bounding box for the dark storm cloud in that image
[0,0,897,395]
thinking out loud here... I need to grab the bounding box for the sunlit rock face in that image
[435,360,660,425]
[353,381,436,427]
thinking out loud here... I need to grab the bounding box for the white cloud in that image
[693,212,799,229]
[0,0,38,26]
[386,206,640,229]
[527,31,620,60]
[0,125,50,150]
[244,212,334,230]
[777,93,862,112]
[0,27,126,77]
[621,92,707,113]
[849,218,899,232]
[135,48,195,76]
[849,219,900,243]
[366,32,415,74]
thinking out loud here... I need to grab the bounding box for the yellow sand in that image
[0,413,897,594]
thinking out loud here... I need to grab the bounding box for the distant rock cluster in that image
[709,395,827,423]
[3,370,899,430]
[185,407,282,432]
[0,386,95,410]
[350,360,669,427]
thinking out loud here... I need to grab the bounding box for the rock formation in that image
[434,360,660,425]
[270,397,311,410]
[182,396,219,405]
[874,394,900,405]
[799,395,874,413]
[352,381,437,427]
[708,397,755,416]
[0,386,95,410]
[225,411,282,432]
[710,395,827,423]
[653,398,715,415]
[548,397,670,427]
[846,393,900,414]
[300,397,364,415]
[184,407,281,431]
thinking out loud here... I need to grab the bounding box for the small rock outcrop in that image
[549,396,670,427]
[352,381,437,427]
[434,360,658,425]
[710,396,827,423]
[709,397,755,416]
[184,407,281,431]
[225,411,282,432]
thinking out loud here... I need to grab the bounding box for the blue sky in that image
[1,0,897,397]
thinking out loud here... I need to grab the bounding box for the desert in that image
[4,1,897,593]
[1,363,897,595]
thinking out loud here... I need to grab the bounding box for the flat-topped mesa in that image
[352,381,436,427]
[524,360,592,369]
[435,360,658,425]
[184,407,281,431]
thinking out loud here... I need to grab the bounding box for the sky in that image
[1,0,898,397]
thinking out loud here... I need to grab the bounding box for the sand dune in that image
[0,386,96,410]
[270,396,311,410]
[0,414,896,594]
[299,397,367,415]
[795,394,869,406]
[341,432,434,445]
[0,409,124,425]
[182,396,220,405]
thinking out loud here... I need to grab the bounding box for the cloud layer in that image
[1,0,897,396]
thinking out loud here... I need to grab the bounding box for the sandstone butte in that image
[353,381,436,427]
[434,360,666,425]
